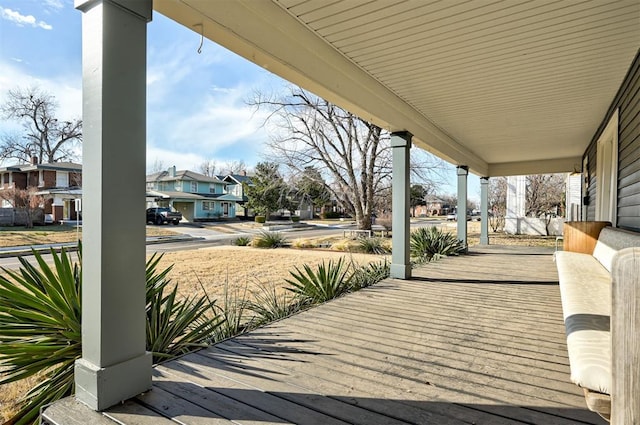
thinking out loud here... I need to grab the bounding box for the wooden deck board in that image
[43,246,607,425]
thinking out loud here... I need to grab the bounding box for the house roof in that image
[222,174,253,185]
[146,169,226,184]
[154,1,640,177]
[0,162,82,173]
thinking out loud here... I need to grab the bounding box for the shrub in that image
[410,226,466,261]
[285,257,352,304]
[350,259,390,290]
[209,282,251,341]
[0,248,221,425]
[255,215,266,224]
[320,211,341,219]
[252,231,287,248]
[357,236,391,254]
[232,236,251,246]
[290,215,300,223]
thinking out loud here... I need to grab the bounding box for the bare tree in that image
[489,177,507,232]
[1,87,82,164]
[148,158,166,174]
[0,186,45,228]
[526,173,566,235]
[219,160,247,175]
[250,86,444,230]
[198,159,218,177]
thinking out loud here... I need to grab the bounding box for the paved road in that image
[0,219,443,270]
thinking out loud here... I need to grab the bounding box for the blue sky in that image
[0,0,477,200]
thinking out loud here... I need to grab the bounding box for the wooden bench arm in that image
[611,247,640,425]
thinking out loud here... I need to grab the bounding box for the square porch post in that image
[456,166,468,249]
[390,131,412,279]
[480,176,489,245]
[74,0,152,411]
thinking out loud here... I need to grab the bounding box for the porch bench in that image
[555,225,640,422]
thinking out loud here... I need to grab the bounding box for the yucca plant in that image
[0,249,221,425]
[232,236,251,246]
[350,259,390,290]
[285,257,352,304]
[145,255,221,362]
[0,249,81,425]
[357,237,391,254]
[247,284,301,326]
[410,226,466,261]
[252,231,287,248]
[210,282,251,341]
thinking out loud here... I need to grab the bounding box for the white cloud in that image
[42,0,64,10]
[146,146,207,172]
[0,61,82,121]
[0,7,53,30]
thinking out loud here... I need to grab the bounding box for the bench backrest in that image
[593,227,640,272]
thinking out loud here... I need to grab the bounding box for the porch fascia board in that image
[153,0,488,176]
[488,156,583,177]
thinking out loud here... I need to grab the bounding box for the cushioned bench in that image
[555,225,640,421]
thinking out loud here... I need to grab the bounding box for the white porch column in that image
[74,0,152,411]
[390,131,412,279]
[456,166,468,249]
[480,177,489,245]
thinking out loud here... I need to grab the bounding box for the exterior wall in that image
[195,200,236,219]
[585,50,640,231]
[12,173,27,189]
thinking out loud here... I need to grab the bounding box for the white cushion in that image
[593,227,640,272]
[556,251,611,394]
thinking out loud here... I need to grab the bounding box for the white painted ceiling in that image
[155,0,640,176]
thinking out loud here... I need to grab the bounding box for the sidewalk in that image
[0,234,199,258]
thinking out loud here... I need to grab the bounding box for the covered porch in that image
[55,1,639,424]
[43,246,605,425]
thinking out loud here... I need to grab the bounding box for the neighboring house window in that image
[56,171,69,187]
[174,181,181,191]
[191,182,198,193]
[210,183,216,194]
[202,201,210,211]
[146,182,155,190]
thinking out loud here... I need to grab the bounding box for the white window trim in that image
[595,109,619,226]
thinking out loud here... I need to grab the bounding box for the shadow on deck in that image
[43,246,606,425]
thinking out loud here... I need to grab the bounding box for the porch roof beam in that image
[488,156,583,177]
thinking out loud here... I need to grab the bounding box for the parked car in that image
[446,211,472,221]
[146,207,182,225]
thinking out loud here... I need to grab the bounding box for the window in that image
[595,110,618,226]
[202,201,210,211]
[210,183,216,194]
[191,182,198,193]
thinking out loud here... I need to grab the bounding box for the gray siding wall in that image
[585,49,640,231]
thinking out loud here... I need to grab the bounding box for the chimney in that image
[169,166,176,177]
[241,170,247,176]
[31,156,38,165]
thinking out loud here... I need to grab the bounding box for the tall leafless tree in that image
[1,87,82,164]
[488,176,507,232]
[249,86,444,230]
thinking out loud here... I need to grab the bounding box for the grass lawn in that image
[0,225,179,248]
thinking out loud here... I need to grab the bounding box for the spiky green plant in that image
[410,226,466,261]
[145,255,221,362]
[252,231,287,248]
[350,259,390,290]
[0,249,81,425]
[210,282,251,341]
[285,257,352,304]
[232,236,251,246]
[0,249,221,425]
[357,237,390,254]
[247,284,301,326]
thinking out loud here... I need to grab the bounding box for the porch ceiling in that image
[154,0,640,177]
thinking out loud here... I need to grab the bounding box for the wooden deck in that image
[44,246,606,425]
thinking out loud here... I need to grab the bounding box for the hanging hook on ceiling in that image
[193,23,204,54]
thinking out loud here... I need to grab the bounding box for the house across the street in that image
[146,166,243,221]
